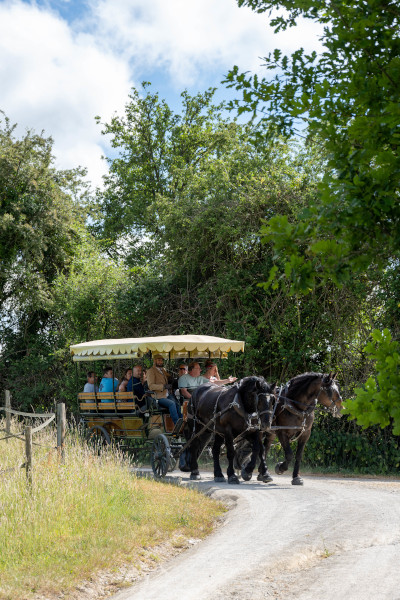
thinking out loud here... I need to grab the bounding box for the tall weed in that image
[0,419,223,599]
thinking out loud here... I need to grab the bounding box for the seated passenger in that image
[99,366,119,401]
[173,364,188,399]
[127,365,147,408]
[147,355,182,424]
[203,362,237,385]
[83,371,99,395]
[118,368,132,392]
[178,362,210,399]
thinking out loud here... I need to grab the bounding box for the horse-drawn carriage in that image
[72,335,344,485]
[71,334,245,477]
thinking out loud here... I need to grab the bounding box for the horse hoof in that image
[241,468,252,481]
[292,476,304,486]
[214,476,226,482]
[228,474,240,484]
[257,473,273,483]
[190,473,201,480]
[275,464,284,475]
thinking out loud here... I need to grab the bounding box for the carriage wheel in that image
[167,455,177,472]
[151,434,172,478]
[86,425,111,451]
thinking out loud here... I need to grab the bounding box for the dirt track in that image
[112,472,400,600]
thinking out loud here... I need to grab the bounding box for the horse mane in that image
[237,376,271,412]
[239,375,270,391]
[286,372,324,399]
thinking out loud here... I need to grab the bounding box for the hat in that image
[153,354,164,360]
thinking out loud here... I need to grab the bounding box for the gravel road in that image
[112,472,400,600]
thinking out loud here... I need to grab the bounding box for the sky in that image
[0,0,323,187]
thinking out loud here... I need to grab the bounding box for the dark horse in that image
[237,372,344,485]
[184,376,275,484]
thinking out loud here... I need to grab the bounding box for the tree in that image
[96,86,376,390]
[94,85,236,263]
[0,115,94,408]
[0,114,89,321]
[345,329,400,436]
[226,0,400,291]
[226,0,400,432]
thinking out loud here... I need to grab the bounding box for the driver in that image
[146,355,182,424]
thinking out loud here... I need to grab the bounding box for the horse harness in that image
[187,382,272,442]
[271,379,337,436]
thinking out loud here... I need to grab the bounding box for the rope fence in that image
[0,391,66,485]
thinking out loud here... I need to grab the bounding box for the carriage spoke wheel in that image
[167,455,177,472]
[151,434,172,478]
[85,426,111,452]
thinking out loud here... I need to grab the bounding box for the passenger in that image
[118,368,132,392]
[178,362,210,400]
[203,362,237,385]
[127,365,147,408]
[99,365,119,401]
[146,355,183,424]
[83,371,99,395]
[173,364,188,399]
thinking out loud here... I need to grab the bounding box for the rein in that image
[276,385,317,421]
[185,383,271,451]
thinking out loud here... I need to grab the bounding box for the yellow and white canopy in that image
[70,334,245,361]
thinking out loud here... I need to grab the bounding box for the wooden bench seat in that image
[78,392,135,402]
[79,402,139,411]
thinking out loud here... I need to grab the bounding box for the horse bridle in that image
[231,382,273,432]
[316,381,341,416]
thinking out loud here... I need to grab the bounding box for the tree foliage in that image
[226,0,400,433]
[0,116,95,407]
[345,329,400,435]
[226,0,400,291]
[0,115,88,318]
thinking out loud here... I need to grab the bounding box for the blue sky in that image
[0,0,322,186]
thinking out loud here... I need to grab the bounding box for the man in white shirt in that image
[178,362,210,399]
[83,371,99,394]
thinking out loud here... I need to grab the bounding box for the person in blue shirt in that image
[99,365,119,401]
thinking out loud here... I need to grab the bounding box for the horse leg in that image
[275,432,293,475]
[212,434,226,482]
[189,430,210,481]
[226,431,240,484]
[291,430,311,485]
[241,432,260,481]
[189,434,201,480]
[257,432,274,482]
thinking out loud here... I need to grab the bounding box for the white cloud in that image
[0,0,323,186]
[87,0,323,86]
[0,0,131,186]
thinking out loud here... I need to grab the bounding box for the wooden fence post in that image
[5,390,11,442]
[25,425,32,486]
[57,403,66,462]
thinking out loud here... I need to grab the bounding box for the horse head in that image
[318,372,344,418]
[237,376,275,431]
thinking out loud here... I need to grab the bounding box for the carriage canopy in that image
[70,334,245,362]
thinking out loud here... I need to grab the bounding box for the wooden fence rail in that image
[0,391,65,485]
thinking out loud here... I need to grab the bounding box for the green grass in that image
[0,419,225,600]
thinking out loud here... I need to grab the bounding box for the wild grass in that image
[0,418,225,600]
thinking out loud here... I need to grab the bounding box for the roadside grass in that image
[0,419,225,600]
